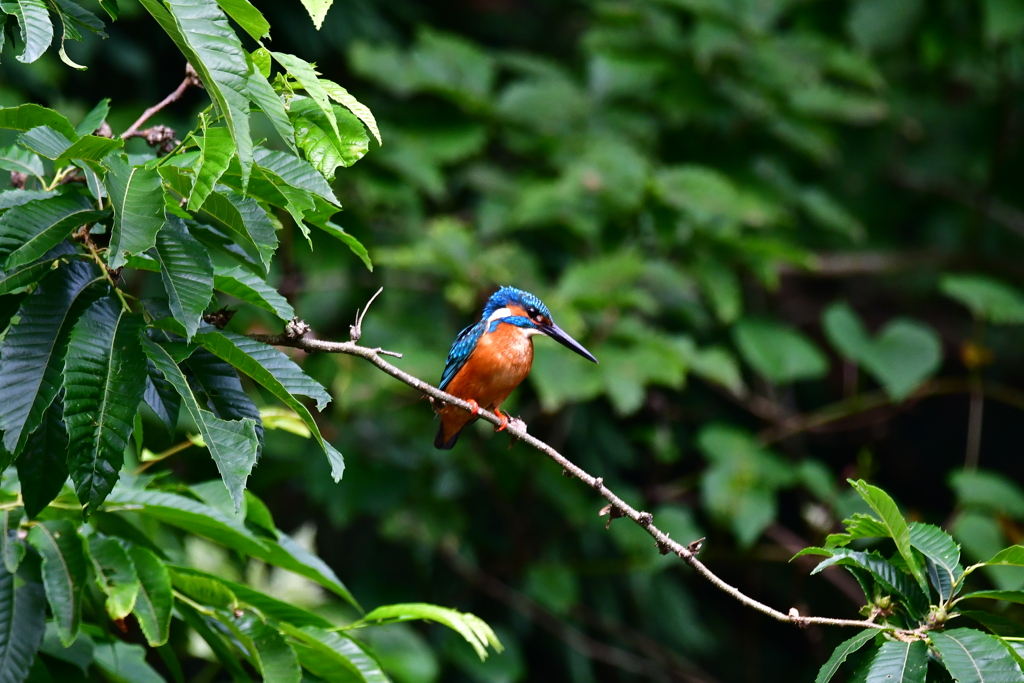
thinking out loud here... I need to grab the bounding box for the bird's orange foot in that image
[465,399,480,416]
[494,408,509,432]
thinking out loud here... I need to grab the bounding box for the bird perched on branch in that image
[433,286,598,449]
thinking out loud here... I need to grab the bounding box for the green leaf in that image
[182,347,263,455]
[950,470,1024,519]
[694,257,742,324]
[16,398,68,518]
[0,565,46,683]
[86,536,139,620]
[214,0,268,40]
[811,549,929,616]
[825,513,891,548]
[289,96,370,180]
[74,99,110,137]
[280,624,389,683]
[163,0,253,186]
[941,274,1024,325]
[362,603,502,660]
[154,218,213,340]
[909,522,962,603]
[320,78,382,146]
[815,630,876,683]
[733,318,828,384]
[866,640,926,683]
[958,590,1024,606]
[193,330,342,480]
[236,614,301,683]
[18,126,74,159]
[64,297,146,513]
[143,339,259,511]
[18,127,120,164]
[257,531,359,609]
[0,105,75,139]
[0,146,45,183]
[297,0,331,29]
[979,546,1024,568]
[213,264,294,320]
[254,147,340,206]
[1,511,26,574]
[92,640,167,683]
[188,126,234,212]
[168,566,238,610]
[271,52,338,136]
[930,629,1024,683]
[104,487,266,556]
[246,68,296,152]
[0,194,105,271]
[144,358,181,433]
[0,260,100,454]
[103,154,166,270]
[849,479,929,596]
[315,222,372,271]
[26,520,87,647]
[175,603,253,683]
[2,0,53,63]
[128,545,172,647]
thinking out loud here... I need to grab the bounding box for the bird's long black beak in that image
[540,322,599,363]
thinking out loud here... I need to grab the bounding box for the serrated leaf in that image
[849,479,929,596]
[0,146,45,183]
[237,614,301,683]
[144,358,181,433]
[214,0,267,40]
[0,565,46,683]
[815,630,876,683]
[18,126,74,159]
[271,52,338,135]
[931,629,1024,683]
[168,566,238,610]
[979,546,1024,567]
[87,536,139,620]
[188,126,234,212]
[297,0,331,29]
[26,519,87,647]
[733,318,828,384]
[105,487,266,555]
[289,96,369,180]
[0,104,76,139]
[315,222,372,271]
[825,513,891,548]
[0,194,105,271]
[64,296,146,513]
[103,154,166,269]
[941,274,1024,325]
[254,148,339,206]
[281,624,389,683]
[246,67,296,152]
[193,330,342,479]
[3,0,53,63]
[140,338,258,511]
[154,218,213,340]
[866,640,926,683]
[320,78,381,146]
[958,590,1024,605]
[128,545,172,647]
[16,398,69,518]
[163,0,252,186]
[75,99,110,137]
[0,260,100,454]
[0,189,54,210]
[909,522,962,603]
[362,603,502,660]
[811,549,929,617]
[213,264,294,320]
[183,347,263,456]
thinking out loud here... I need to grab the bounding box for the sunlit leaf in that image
[930,628,1024,683]
[26,520,87,646]
[128,546,172,647]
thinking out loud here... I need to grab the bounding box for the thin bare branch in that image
[121,65,201,140]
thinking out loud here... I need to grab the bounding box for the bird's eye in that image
[526,306,539,318]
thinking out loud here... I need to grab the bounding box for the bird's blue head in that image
[480,286,598,363]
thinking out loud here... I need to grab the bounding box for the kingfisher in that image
[433,286,598,450]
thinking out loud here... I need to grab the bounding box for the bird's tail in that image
[434,422,462,450]
[434,406,474,450]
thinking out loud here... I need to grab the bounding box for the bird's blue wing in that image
[439,321,485,391]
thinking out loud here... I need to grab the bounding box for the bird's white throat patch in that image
[486,307,512,322]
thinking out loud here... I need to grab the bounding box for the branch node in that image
[687,537,705,555]
[656,534,671,555]
[637,511,653,527]
[561,468,571,477]
[592,477,604,490]
[599,504,624,529]
[203,308,235,329]
[350,287,383,343]
[285,318,311,340]
[788,607,809,628]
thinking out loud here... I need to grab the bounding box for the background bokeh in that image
[6,0,1024,680]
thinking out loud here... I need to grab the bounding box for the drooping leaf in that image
[188,125,234,212]
[193,330,342,480]
[0,565,46,683]
[930,629,1024,683]
[0,194,105,271]
[0,260,100,455]
[733,318,828,384]
[16,398,69,519]
[320,78,381,146]
[128,546,172,647]
[213,264,294,320]
[280,624,390,683]
[102,154,166,270]
[289,96,370,180]
[183,347,264,456]
[140,338,259,511]
[26,520,87,647]
[245,68,296,152]
[257,531,359,609]
[271,52,338,136]
[849,479,929,596]
[236,614,301,683]
[315,222,372,271]
[87,536,139,620]
[64,297,146,513]
[811,549,929,617]
[163,0,253,185]
[909,522,962,603]
[3,0,53,63]
[154,218,213,340]
[361,603,503,660]
[214,0,268,40]
[105,487,266,555]
[815,630,876,683]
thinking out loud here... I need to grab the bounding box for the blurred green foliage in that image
[5,0,1024,681]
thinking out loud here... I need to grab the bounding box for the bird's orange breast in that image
[446,321,534,409]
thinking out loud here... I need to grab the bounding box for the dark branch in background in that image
[250,291,895,634]
[892,169,1024,241]
[121,64,202,151]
